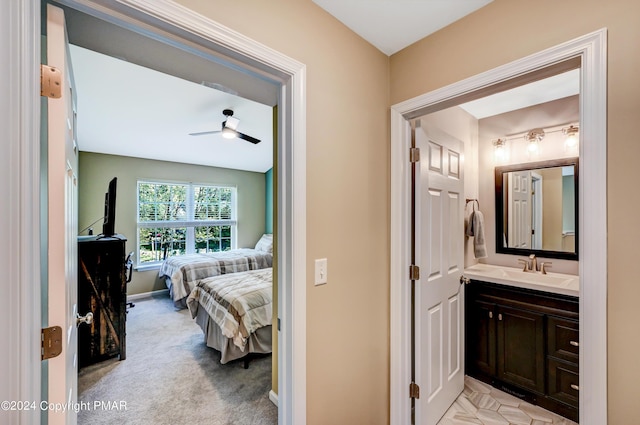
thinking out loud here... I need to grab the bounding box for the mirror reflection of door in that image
[507,170,531,249]
[531,172,542,249]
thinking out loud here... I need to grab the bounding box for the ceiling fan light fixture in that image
[221,126,236,139]
[189,109,260,143]
[225,116,240,130]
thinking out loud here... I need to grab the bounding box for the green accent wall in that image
[562,174,575,233]
[265,168,273,234]
[78,152,267,295]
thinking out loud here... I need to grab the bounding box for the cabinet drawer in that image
[547,358,579,408]
[547,316,579,363]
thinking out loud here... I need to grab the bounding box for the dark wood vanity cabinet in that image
[466,280,579,422]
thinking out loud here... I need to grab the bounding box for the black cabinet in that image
[77,234,130,368]
[466,280,579,422]
[496,304,545,394]
[467,299,496,377]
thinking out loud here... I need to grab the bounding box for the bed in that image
[158,234,273,308]
[187,267,273,364]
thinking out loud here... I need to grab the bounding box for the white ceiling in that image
[458,69,580,119]
[70,45,274,173]
[312,0,493,55]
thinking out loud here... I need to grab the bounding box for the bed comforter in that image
[186,267,272,350]
[158,248,272,305]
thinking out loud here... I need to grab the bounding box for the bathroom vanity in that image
[464,264,579,422]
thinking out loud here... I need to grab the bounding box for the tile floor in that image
[438,376,578,425]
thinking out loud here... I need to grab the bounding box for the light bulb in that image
[527,140,539,152]
[563,125,579,149]
[222,127,236,139]
[493,138,507,162]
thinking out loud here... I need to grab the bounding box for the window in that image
[137,181,236,267]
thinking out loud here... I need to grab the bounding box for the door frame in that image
[8,0,307,424]
[390,29,607,425]
[531,171,543,250]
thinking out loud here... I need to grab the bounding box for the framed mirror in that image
[495,157,578,260]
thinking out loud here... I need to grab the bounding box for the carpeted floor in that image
[78,294,277,425]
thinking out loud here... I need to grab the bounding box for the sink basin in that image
[464,263,579,297]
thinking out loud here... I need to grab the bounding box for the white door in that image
[507,171,532,249]
[415,121,465,425]
[46,4,80,424]
[531,172,543,249]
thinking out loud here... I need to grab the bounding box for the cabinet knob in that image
[498,313,503,321]
[489,311,493,319]
[570,340,579,347]
[570,384,580,391]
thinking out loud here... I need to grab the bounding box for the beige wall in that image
[78,152,268,296]
[391,0,640,422]
[174,1,391,423]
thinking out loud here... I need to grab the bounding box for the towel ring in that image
[466,198,479,211]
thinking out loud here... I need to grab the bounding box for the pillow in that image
[254,234,273,253]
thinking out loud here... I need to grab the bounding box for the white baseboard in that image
[269,389,278,407]
[127,289,169,303]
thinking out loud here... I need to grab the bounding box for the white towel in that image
[466,210,475,237]
[471,210,488,258]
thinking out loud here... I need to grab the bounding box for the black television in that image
[102,177,117,237]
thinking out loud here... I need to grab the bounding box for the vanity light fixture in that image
[563,125,579,149]
[525,128,545,153]
[493,138,507,160]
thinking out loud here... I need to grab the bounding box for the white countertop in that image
[463,263,579,297]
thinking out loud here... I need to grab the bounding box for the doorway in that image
[390,30,607,425]
[12,1,307,424]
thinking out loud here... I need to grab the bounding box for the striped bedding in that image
[158,248,272,307]
[187,268,272,350]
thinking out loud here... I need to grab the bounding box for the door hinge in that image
[409,382,420,399]
[41,326,63,361]
[409,147,420,163]
[409,264,420,281]
[40,64,62,99]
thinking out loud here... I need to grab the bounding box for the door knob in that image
[76,312,93,327]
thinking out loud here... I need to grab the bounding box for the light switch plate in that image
[315,258,328,285]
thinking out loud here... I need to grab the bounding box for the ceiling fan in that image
[189,109,261,144]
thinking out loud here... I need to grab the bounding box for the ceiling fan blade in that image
[237,131,261,144]
[189,130,222,136]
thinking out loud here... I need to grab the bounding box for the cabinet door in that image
[466,299,496,377]
[78,238,127,367]
[496,304,545,393]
